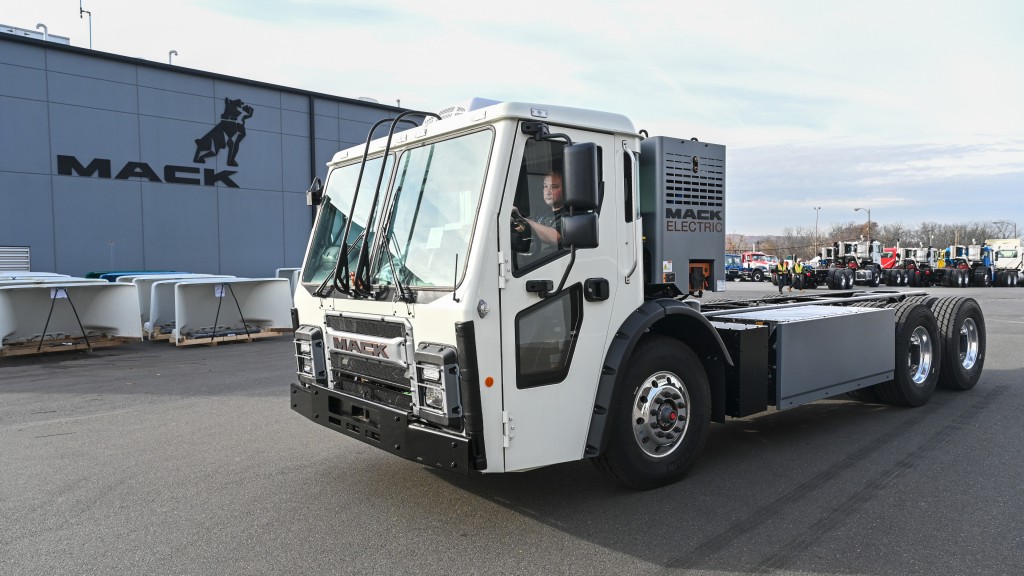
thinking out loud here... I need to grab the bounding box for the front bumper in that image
[290,383,471,475]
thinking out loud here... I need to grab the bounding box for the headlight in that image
[294,326,327,385]
[414,343,462,427]
[424,386,444,410]
[421,365,441,382]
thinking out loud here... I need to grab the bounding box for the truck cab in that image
[725,253,742,281]
[986,238,1022,286]
[740,252,776,282]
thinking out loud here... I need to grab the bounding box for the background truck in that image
[289,100,987,489]
[933,245,975,288]
[890,246,941,287]
[725,253,743,281]
[796,241,879,290]
[739,251,777,282]
[985,238,1022,286]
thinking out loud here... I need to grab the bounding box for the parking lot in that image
[2,282,1022,576]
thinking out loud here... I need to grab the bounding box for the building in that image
[0,32,406,277]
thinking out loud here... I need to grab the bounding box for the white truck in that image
[984,238,1022,286]
[289,100,987,489]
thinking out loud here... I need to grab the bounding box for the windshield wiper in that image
[353,110,441,299]
[378,231,414,303]
[316,117,419,299]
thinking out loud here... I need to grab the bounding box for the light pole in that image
[993,220,1018,239]
[813,206,821,256]
[854,207,872,243]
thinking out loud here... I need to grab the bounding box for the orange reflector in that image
[485,376,494,387]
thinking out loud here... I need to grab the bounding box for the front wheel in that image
[751,269,765,283]
[594,335,711,489]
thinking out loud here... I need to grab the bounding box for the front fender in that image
[583,299,732,457]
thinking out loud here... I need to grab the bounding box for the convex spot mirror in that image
[562,212,599,249]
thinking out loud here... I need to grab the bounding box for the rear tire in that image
[930,297,986,391]
[594,335,712,489]
[876,302,942,407]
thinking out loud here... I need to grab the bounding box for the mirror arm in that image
[541,246,576,299]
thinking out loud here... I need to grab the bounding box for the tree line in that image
[727,220,1020,260]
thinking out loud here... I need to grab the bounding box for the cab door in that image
[497,126,619,471]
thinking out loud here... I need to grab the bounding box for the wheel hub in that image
[958,318,979,369]
[908,325,934,385]
[632,372,690,458]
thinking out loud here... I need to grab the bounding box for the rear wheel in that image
[869,266,881,287]
[930,297,986,391]
[973,267,991,287]
[594,335,711,489]
[876,302,941,407]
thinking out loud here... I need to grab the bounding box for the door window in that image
[515,284,583,389]
[510,140,568,273]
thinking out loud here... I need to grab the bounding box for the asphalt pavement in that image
[1,282,1022,576]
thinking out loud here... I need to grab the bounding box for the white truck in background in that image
[985,238,1022,286]
[288,99,987,489]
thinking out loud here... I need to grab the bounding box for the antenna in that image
[168,50,178,64]
[452,254,460,302]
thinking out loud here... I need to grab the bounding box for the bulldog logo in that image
[193,97,254,167]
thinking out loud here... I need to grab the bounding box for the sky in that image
[5,0,1024,235]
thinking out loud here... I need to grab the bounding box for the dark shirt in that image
[534,207,564,248]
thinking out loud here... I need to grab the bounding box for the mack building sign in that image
[56,97,254,189]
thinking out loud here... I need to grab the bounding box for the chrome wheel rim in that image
[632,371,690,458]
[958,318,979,370]
[908,325,934,385]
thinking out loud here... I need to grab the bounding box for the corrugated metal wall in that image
[0,34,404,277]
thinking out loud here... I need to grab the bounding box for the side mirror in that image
[306,177,324,206]
[563,143,599,211]
[562,213,599,249]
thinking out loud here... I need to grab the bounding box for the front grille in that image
[335,377,412,411]
[325,315,404,338]
[663,152,724,208]
[330,351,408,386]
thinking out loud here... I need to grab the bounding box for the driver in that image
[512,171,564,248]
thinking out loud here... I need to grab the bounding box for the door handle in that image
[525,280,554,294]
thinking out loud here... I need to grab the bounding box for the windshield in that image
[726,255,740,266]
[997,249,1018,259]
[301,155,395,286]
[372,130,492,289]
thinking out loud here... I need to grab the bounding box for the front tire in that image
[751,269,765,283]
[595,335,711,489]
